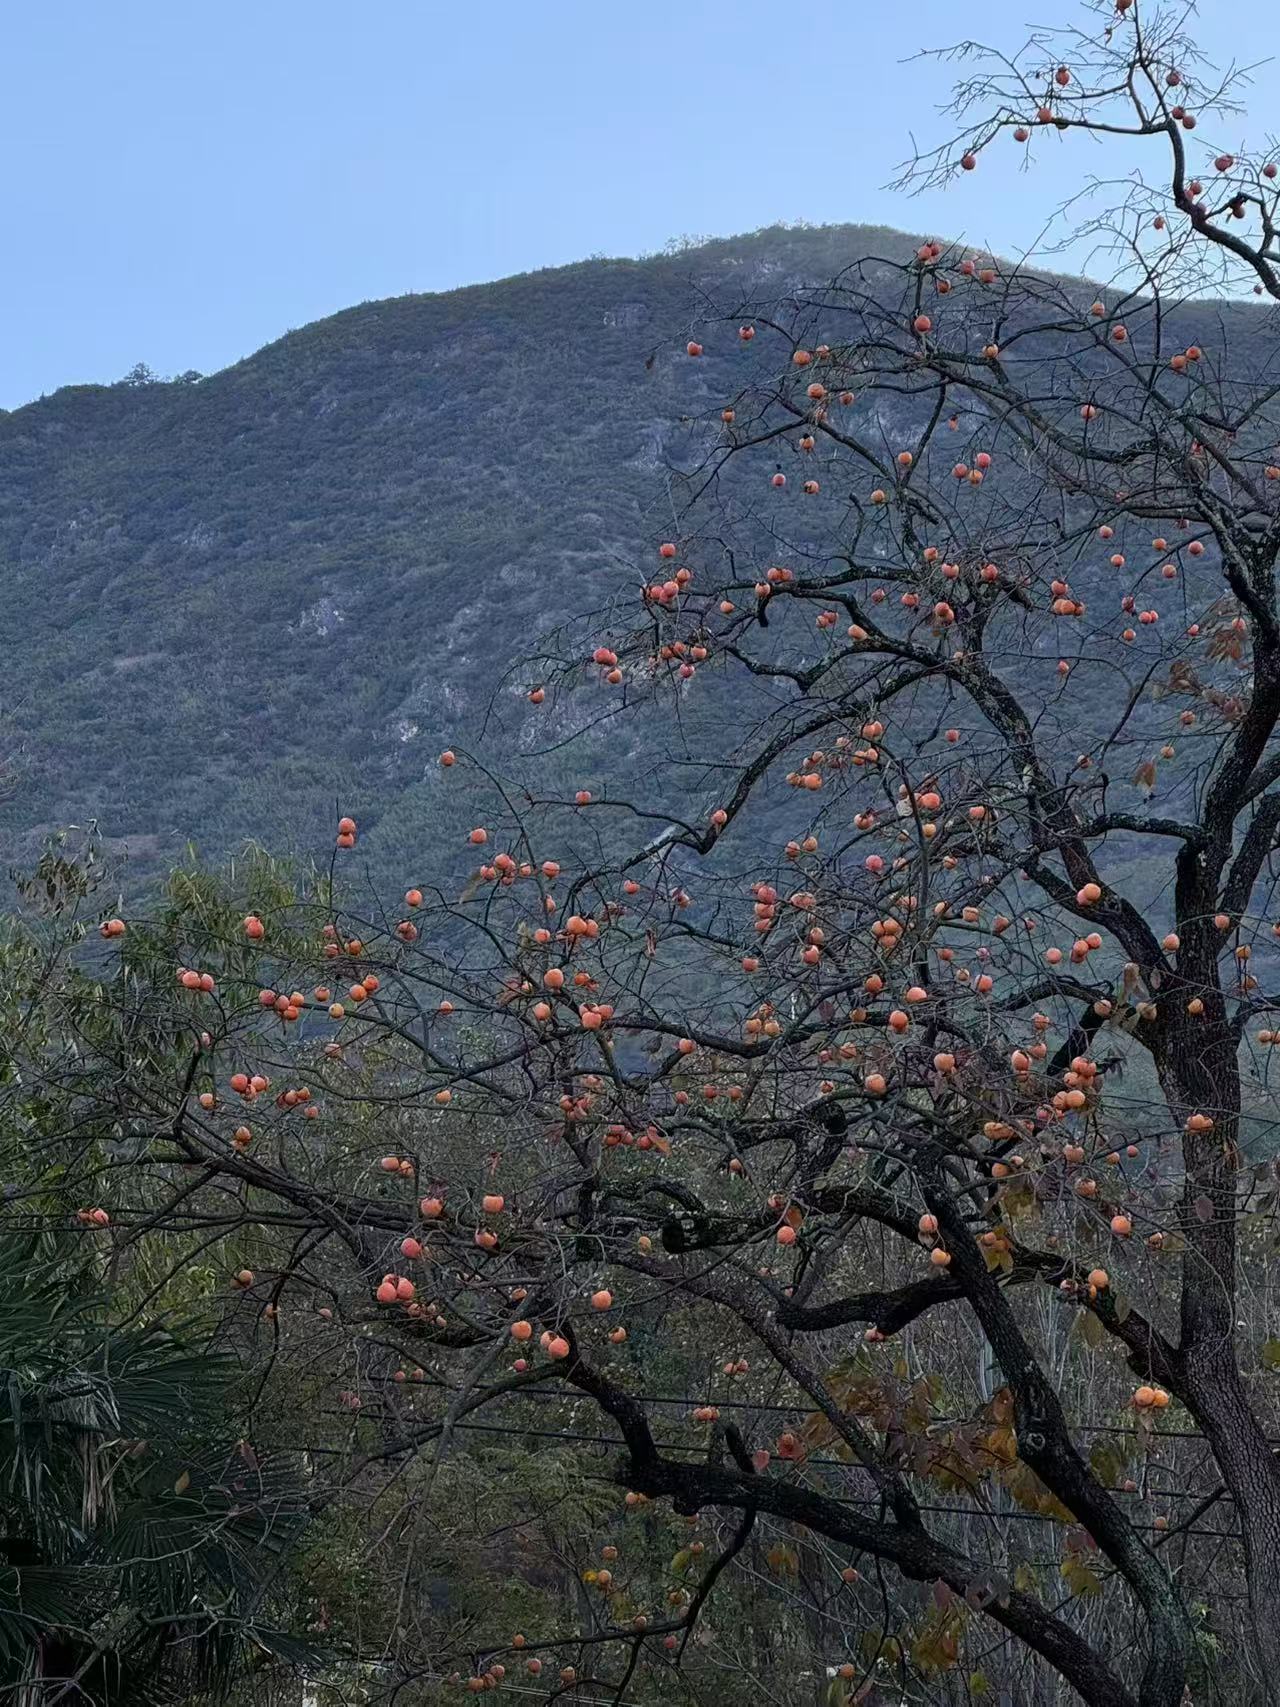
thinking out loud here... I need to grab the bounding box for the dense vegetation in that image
[0,223,923,888]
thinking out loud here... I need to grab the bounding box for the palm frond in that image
[0,1237,320,1703]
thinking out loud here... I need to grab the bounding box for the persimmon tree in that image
[18,5,1280,1704]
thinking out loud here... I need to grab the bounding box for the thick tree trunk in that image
[1158,1015,1280,1702]
[1190,1366,1280,1703]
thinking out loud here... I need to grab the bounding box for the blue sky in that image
[4,0,1274,408]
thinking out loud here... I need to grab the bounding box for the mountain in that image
[0,223,931,887]
[3,222,1274,899]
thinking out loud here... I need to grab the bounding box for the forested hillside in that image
[4,221,1274,903]
[0,223,928,882]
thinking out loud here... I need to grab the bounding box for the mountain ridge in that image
[2,222,915,417]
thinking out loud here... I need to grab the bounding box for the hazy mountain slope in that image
[0,225,924,881]
[2,221,1275,892]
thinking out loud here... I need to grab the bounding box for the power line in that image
[347,1370,1230,1439]
[302,1416,1239,1529]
